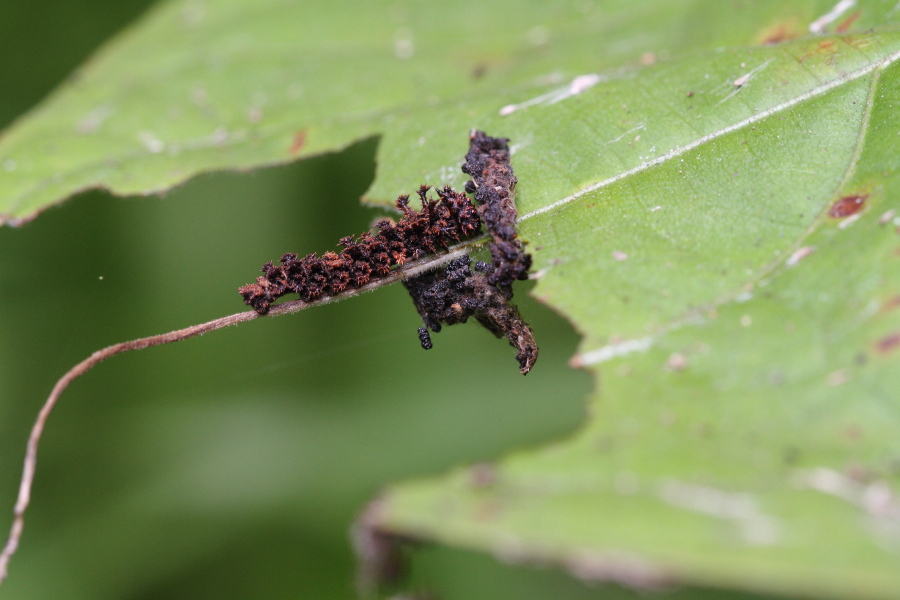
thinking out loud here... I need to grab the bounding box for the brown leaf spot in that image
[883,295,900,312]
[754,17,806,46]
[844,462,870,482]
[829,194,868,218]
[289,130,307,155]
[757,21,801,45]
[798,39,835,63]
[875,332,900,355]
[469,462,498,488]
[836,11,861,33]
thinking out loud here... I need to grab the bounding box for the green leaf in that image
[1,0,894,222]
[3,0,900,598]
[375,22,900,600]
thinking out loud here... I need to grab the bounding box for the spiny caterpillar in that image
[404,131,537,374]
[239,131,537,373]
[238,185,480,314]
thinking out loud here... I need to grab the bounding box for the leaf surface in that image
[1,0,893,222]
[377,26,900,600]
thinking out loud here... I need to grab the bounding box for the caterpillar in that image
[238,184,481,314]
[404,131,537,374]
[239,130,537,373]
[461,130,531,290]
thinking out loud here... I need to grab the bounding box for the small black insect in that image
[417,327,433,350]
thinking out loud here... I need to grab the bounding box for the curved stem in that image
[0,241,480,584]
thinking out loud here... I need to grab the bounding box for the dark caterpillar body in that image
[239,130,537,373]
[403,255,538,374]
[403,131,537,374]
[461,130,531,290]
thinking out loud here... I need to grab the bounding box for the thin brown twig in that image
[0,241,479,585]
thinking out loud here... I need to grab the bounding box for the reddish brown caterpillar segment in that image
[239,185,480,314]
[404,131,538,374]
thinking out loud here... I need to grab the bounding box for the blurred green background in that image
[0,1,610,598]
